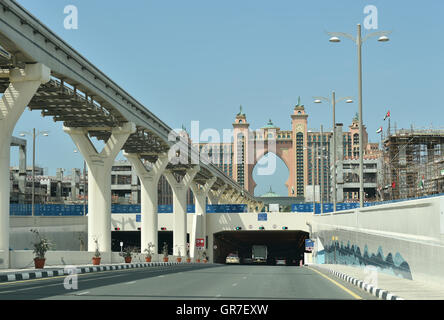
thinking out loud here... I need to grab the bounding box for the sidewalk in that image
[0,261,198,283]
[310,263,444,300]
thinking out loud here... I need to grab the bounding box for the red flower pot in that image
[177,257,182,263]
[196,259,201,263]
[186,258,191,263]
[92,257,101,265]
[34,258,45,269]
[145,257,152,262]
[124,256,132,263]
[163,257,169,262]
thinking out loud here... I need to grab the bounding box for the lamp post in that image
[328,24,391,208]
[304,144,316,214]
[19,128,49,217]
[314,93,353,212]
[74,150,87,216]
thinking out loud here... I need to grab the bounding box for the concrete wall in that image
[311,196,444,286]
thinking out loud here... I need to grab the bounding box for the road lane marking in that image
[242,276,247,279]
[126,281,136,285]
[232,283,238,287]
[76,291,89,296]
[307,267,362,300]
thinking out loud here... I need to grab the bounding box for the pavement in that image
[0,264,378,300]
[310,263,444,300]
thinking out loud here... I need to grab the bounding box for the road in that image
[0,264,377,300]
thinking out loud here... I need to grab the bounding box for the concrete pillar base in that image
[0,64,50,269]
[64,123,135,252]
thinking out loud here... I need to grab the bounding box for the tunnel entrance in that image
[111,231,189,255]
[213,230,308,265]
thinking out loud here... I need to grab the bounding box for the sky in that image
[9,0,444,196]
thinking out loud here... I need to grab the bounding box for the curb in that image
[309,265,404,300]
[0,261,201,283]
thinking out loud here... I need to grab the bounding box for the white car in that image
[225,253,240,264]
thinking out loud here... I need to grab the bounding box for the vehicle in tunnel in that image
[252,245,268,263]
[225,252,240,264]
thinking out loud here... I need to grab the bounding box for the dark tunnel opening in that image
[213,230,309,265]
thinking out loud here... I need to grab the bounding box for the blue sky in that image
[10,0,444,196]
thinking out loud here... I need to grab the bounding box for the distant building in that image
[197,105,382,202]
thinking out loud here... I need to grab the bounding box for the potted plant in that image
[196,249,201,263]
[162,242,169,262]
[186,248,191,263]
[31,229,52,269]
[144,242,155,262]
[92,238,101,265]
[176,246,182,263]
[122,247,133,263]
[202,250,208,263]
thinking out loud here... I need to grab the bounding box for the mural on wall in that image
[315,237,412,280]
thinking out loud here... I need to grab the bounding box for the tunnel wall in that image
[311,196,444,286]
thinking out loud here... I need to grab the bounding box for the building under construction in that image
[382,128,444,200]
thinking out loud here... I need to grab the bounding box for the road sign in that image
[258,213,267,221]
[305,239,314,252]
[196,238,205,248]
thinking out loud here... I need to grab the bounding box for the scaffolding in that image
[382,129,444,200]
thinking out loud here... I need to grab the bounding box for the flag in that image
[376,126,383,133]
[384,110,390,120]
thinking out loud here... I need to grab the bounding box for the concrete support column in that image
[189,177,217,260]
[164,166,200,256]
[0,64,50,268]
[64,123,135,252]
[208,184,226,205]
[124,153,169,254]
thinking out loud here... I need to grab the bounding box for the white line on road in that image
[126,281,136,285]
[242,276,247,279]
[76,291,89,296]
[232,283,238,287]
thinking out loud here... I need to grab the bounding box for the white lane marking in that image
[242,276,247,279]
[158,275,165,278]
[215,294,222,298]
[76,291,89,296]
[126,281,136,285]
[232,283,238,287]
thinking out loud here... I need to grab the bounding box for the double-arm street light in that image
[19,128,49,216]
[314,92,353,212]
[327,24,391,208]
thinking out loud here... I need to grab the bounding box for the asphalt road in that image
[0,264,377,300]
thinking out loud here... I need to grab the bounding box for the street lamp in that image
[74,150,87,216]
[19,128,49,217]
[314,92,353,212]
[327,24,391,208]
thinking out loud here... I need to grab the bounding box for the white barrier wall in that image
[9,250,182,269]
[311,196,444,286]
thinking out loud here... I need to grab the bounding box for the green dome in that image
[260,186,280,197]
[261,119,276,129]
